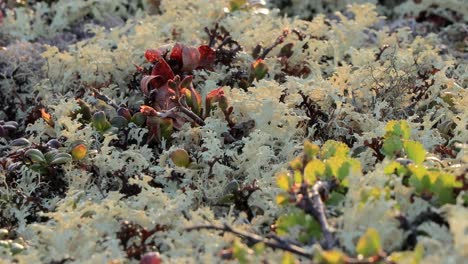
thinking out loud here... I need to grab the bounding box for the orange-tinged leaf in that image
[41,108,54,127]
[140,105,159,116]
[71,144,87,160]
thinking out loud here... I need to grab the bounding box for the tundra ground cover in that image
[0,0,466,263]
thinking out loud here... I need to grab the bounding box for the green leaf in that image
[92,111,112,132]
[230,0,247,11]
[233,240,249,264]
[50,153,73,165]
[382,135,403,158]
[293,170,302,184]
[110,116,129,128]
[412,243,424,264]
[275,211,321,243]
[404,140,426,164]
[327,191,345,206]
[431,172,460,204]
[356,228,382,257]
[304,159,325,183]
[337,158,361,181]
[44,150,60,163]
[24,148,45,164]
[131,112,146,127]
[170,149,190,167]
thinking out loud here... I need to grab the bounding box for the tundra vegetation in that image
[0,0,466,263]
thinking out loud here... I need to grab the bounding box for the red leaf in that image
[145,49,162,63]
[152,82,177,111]
[170,43,184,63]
[140,75,164,95]
[151,59,175,83]
[198,45,216,68]
[182,45,200,72]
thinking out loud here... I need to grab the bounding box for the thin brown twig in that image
[177,96,206,126]
[186,223,313,259]
[296,180,337,249]
[90,87,119,110]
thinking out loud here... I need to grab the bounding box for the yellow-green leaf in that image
[384,161,403,175]
[385,120,410,140]
[277,172,291,191]
[170,149,190,167]
[233,240,249,264]
[253,242,265,255]
[304,140,320,160]
[281,252,296,264]
[316,250,345,264]
[320,140,349,159]
[404,140,426,164]
[356,228,381,257]
[304,159,325,183]
[276,193,289,205]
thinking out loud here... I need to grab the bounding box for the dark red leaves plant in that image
[198,45,216,69]
[145,49,162,63]
[150,60,175,84]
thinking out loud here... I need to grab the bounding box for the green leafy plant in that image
[383,120,462,204]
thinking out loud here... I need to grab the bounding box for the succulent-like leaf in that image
[10,138,31,147]
[140,252,162,264]
[71,143,87,160]
[50,153,72,165]
[117,107,132,121]
[131,112,146,126]
[170,149,190,167]
[46,139,61,149]
[92,111,112,132]
[44,149,60,163]
[24,148,45,163]
[111,116,129,128]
